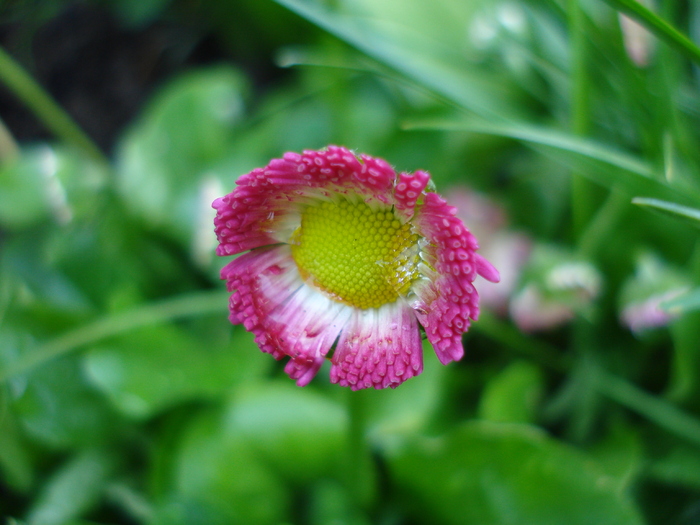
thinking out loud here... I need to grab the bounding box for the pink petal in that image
[285,356,326,387]
[474,253,500,283]
[330,302,423,390]
[221,245,352,366]
[410,192,489,365]
[393,170,430,220]
[213,146,405,257]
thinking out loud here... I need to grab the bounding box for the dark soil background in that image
[0,0,301,154]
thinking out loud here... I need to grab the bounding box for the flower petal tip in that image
[475,253,500,283]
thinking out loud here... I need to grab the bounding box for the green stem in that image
[0,291,229,382]
[569,0,595,239]
[0,46,107,165]
[602,0,700,66]
[577,187,629,258]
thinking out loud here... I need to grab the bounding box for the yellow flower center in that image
[290,198,421,309]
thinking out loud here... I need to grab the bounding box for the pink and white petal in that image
[330,302,423,390]
[266,279,353,362]
[221,244,352,368]
[221,246,300,359]
[213,171,310,256]
[410,192,495,365]
[214,146,403,256]
[285,356,326,387]
[393,170,430,220]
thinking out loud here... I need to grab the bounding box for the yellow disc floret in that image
[290,198,421,309]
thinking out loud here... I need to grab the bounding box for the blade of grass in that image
[632,197,700,228]
[0,46,107,165]
[602,0,700,66]
[569,0,595,238]
[273,0,514,119]
[595,367,700,448]
[0,290,229,382]
[405,119,655,179]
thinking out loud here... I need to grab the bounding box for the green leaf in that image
[478,361,544,424]
[224,381,347,483]
[0,403,34,492]
[0,145,108,229]
[84,324,266,420]
[668,311,700,401]
[595,368,700,448]
[648,444,700,491]
[11,357,120,450]
[168,409,290,525]
[116,66,248,244]
[632,197,700,229]
[388,421,644,525]
[25,449,116,525]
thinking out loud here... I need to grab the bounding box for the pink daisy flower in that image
[213,146,499,390]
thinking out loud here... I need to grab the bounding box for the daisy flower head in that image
[213,146,499,390]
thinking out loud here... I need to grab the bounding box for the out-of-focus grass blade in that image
[632,197,700,229]
[0,290,228,382]
[273,0,514,119]
[406,119,700,203]
[406,119,655,178]
[661,288,700,315]
[602,0,700,66]
[595,367,700,448]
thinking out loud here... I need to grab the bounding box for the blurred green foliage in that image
[2,0,700,524]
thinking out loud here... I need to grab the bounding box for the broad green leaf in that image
[116,66,248,244]
[632,197,700,229]
[25,449,116,525]
[478,360,544,424]
[169,409,289,525]
[585,421,643,491]
[84,323,265,419]
[11,357,120,450]
[388,421,644,525]
[224,381,347,483]
[0,145,107,229]
[648,444,700,491]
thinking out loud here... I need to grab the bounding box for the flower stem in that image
[0,45,107,165]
